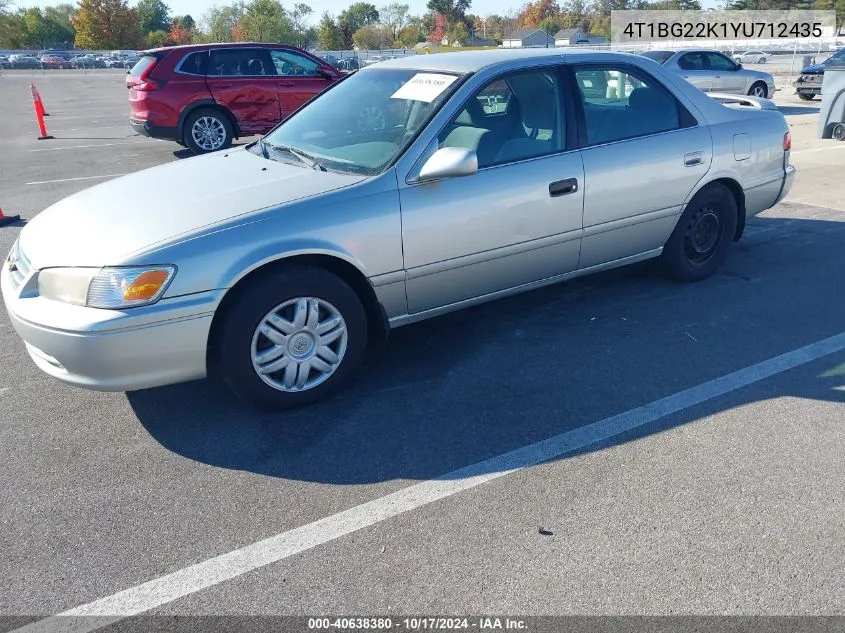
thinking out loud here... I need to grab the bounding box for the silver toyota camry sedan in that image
[2,48,795,409]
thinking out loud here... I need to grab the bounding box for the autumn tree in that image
[518,0,561,27]
[317,11,339,48]
[429,11,446,42]
[73,0,143,48]
[168,20,190,43]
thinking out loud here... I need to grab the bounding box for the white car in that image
[733,51,769,64]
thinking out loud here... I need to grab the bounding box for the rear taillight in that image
[784,131,792,151]
[132,80,161,91]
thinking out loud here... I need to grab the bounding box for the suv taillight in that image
[133,79,161,91]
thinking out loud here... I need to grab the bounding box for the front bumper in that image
[1,256,219,392]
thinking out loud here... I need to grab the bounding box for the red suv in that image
[127,42,343,154]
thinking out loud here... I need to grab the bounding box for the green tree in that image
[337,17,353,47]
[379,2,409,41]
[447,19,468,44]
[339,2,379,32]
[426,0,470,22]
[0,4,27,48]
[136,0,170,34]
[239,0,293,42]
[317,11,339,48]
[352,22,392,47]
[539,16,562,37]
[397,21,421,45]
[289,2,312,47]
[200,2,246,41]
[175,14,195,29]
[73,0,144,48]
[145,28,168,45]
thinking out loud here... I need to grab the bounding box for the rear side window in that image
[129,54,158,76]
[209,49,276,76]
[178,51,208,75]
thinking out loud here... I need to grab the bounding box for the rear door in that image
[206,47,281,135]
[570,61,712,269]
[676,51,715,92]
[268,49,336,119]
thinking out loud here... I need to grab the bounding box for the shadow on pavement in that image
[128,215,845,485]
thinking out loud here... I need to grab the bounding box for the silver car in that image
[640,49,776,98]
[2,48,795,409]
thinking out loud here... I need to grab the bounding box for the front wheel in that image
[659,183,738,282]
[748,82,768,98]
[183,107,233,154]
[213,266,368,410]
[833,123,845,141]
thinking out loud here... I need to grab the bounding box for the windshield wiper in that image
[263,141,326,171]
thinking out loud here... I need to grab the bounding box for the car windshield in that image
[640,51,675,64]
[257,68,463,176]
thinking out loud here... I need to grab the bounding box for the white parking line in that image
[10,330,845,633]
[26,174,128,185]
[28,141,152,152]
[791,144,845,155]
[48,126,130,133]
[40,113,127,121]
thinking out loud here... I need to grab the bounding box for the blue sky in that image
[19,0,524,22]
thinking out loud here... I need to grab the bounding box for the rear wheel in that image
[798,93,816,101]
[213,266,368,410]
[183,107,232,154]
[660,183,738,282]
[833,123,845,141]
[758,57,766,64]
[748,82,768,98]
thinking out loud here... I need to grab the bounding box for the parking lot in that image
[1,68,845,630]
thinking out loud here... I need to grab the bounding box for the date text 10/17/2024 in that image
[307,617,528,630]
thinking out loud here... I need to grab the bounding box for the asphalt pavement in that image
[0,71,843,631]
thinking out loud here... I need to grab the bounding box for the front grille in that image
[7,240,33,290]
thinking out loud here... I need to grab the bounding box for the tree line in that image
[0,0,842,51]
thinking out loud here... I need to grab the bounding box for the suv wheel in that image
[183,107,233,154]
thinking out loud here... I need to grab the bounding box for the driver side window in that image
[436,69,564,169]
[706,52,737,71]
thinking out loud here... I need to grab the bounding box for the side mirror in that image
[318,67,335,79]
[418,147,478,182]
[735,62,742,69]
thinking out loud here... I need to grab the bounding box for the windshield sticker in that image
[390,73,458,102]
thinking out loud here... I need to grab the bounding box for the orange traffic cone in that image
[30,83,53,140]
[31,82,50,115]
[0,207,21,227]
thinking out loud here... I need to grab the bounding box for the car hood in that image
[800,63,825,74]
[19,146,366,269]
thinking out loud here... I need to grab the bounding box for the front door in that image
[269,49,335,119]
[398,67,585,314]
[705,51,746,93]
[570,62,713,269]
[206,48,281,135]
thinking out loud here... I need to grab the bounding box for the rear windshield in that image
[640,51,674,64]
[129,54,158,76]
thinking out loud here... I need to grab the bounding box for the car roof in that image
[369,47,646,74]
[141,42,300,55]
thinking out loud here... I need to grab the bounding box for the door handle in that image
[215,83,232,88]
[549,178,578,197]
[279,81,296,86]
[684,151,704,166]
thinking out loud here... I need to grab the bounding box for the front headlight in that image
[38,265,176,309]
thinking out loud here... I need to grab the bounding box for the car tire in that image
[758,57,766,64]
[748,82,768,98]
[798,93,816,101]
[183,107,233,154]
[213,265,369,410]
[659,183,738,283]
[833,123,845,141]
